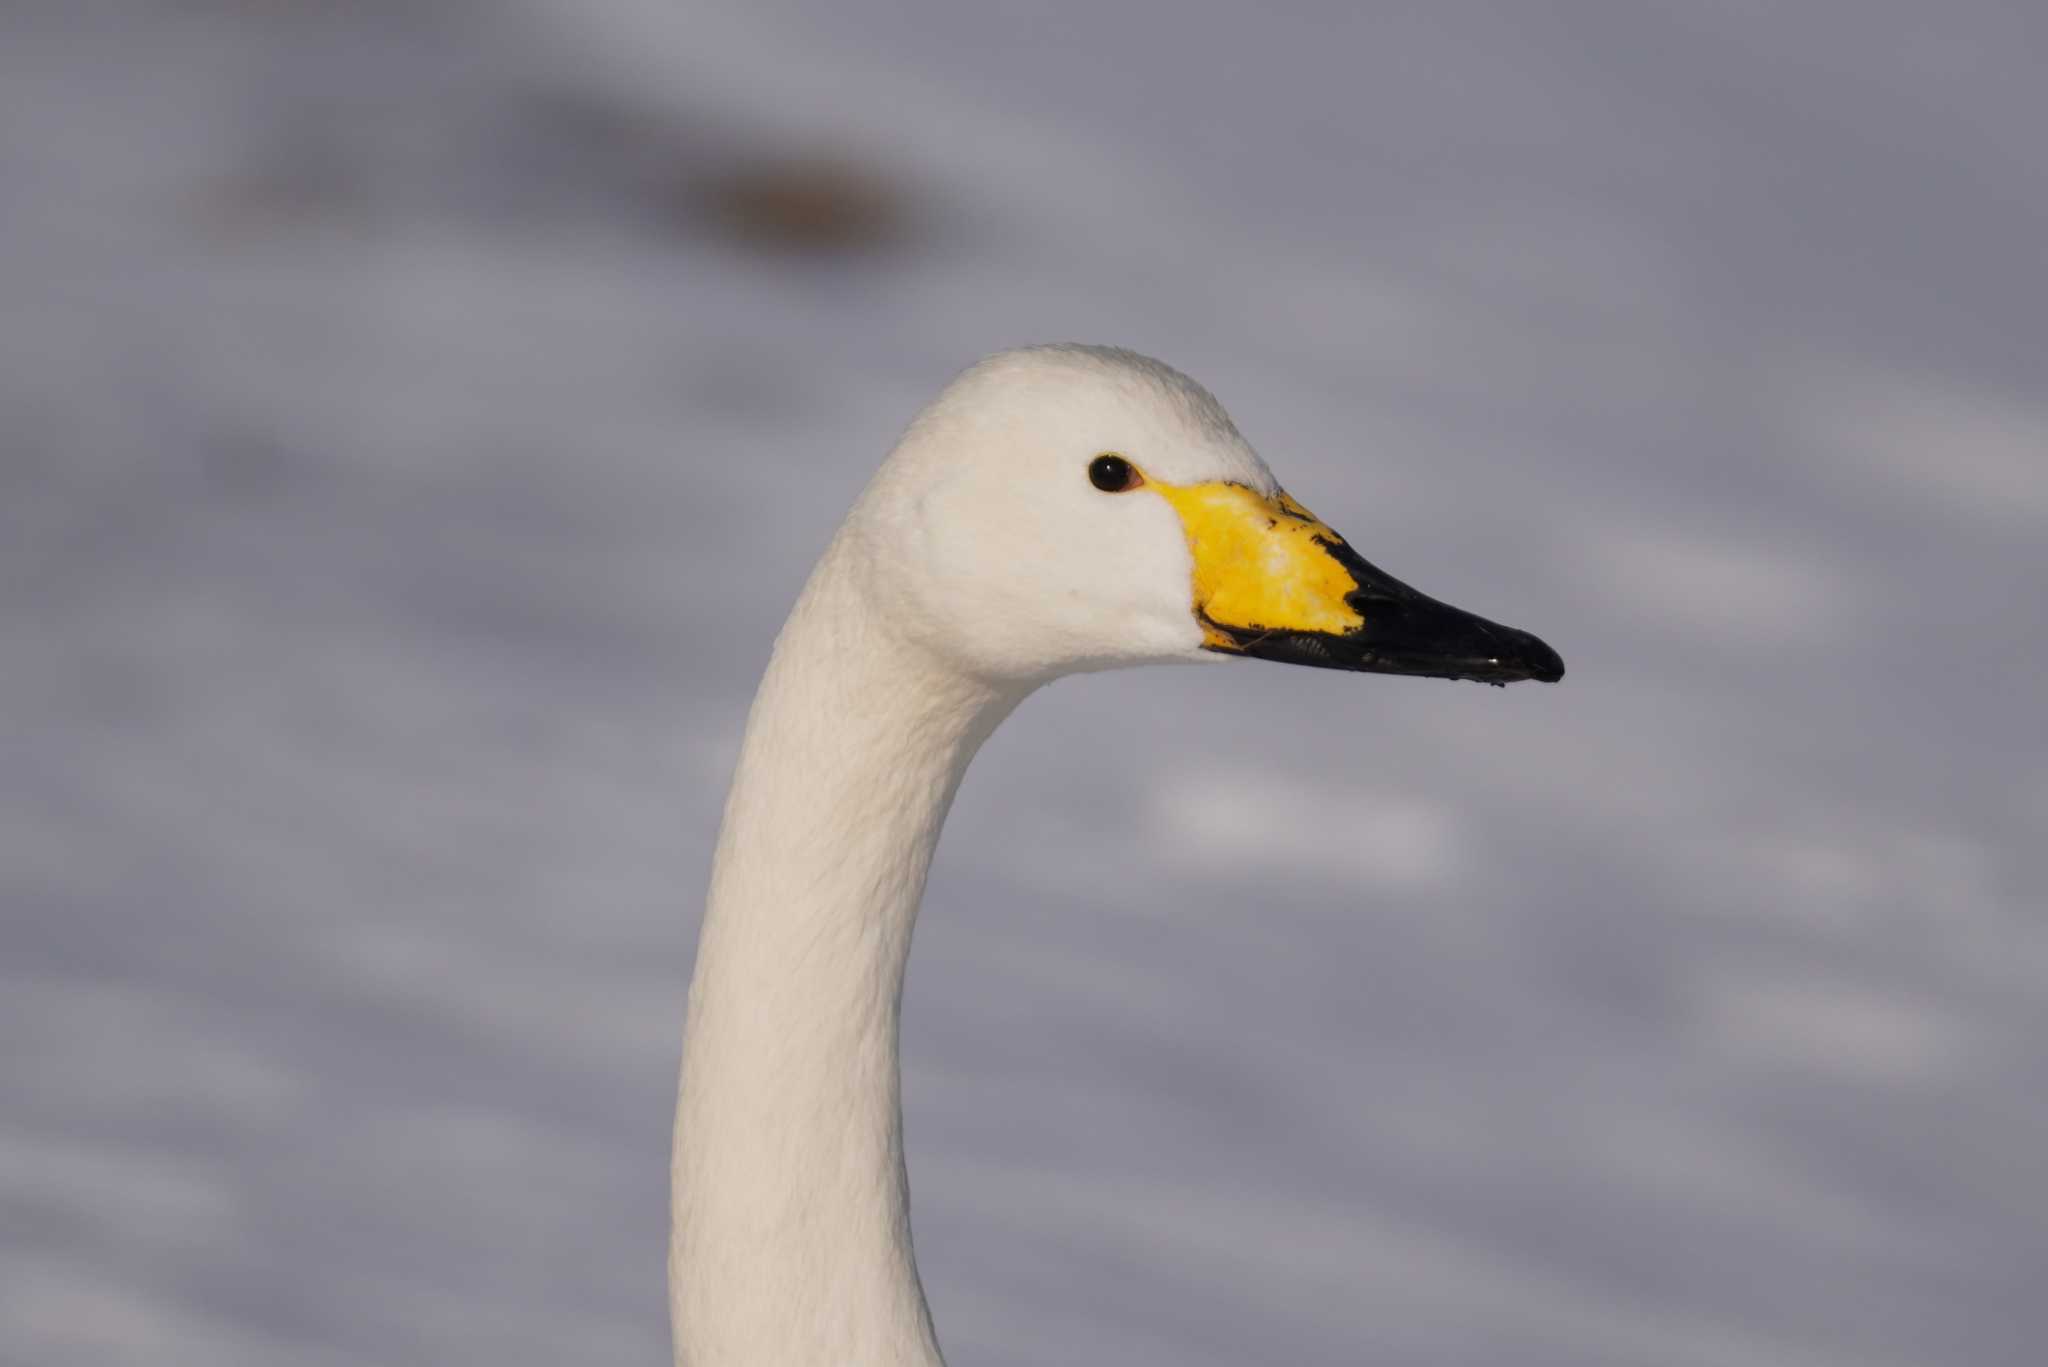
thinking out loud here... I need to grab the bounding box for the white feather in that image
[673,347,1299,1365]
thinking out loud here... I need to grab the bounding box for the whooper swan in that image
[670,345,1562,1366]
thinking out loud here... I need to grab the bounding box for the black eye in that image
[1088,453,1140,492]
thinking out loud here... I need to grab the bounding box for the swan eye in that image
[1088,453,1142,492]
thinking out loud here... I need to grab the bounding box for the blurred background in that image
[6,1,2046,1364]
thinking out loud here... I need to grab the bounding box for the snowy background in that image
[6,2,2046,1364]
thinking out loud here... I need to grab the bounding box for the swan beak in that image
[1153,482,1564,686]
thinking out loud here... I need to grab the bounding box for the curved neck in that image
[671,537,1024,1367]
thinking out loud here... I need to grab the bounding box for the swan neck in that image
[671,542,1022,1367]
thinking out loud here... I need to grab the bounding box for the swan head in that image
[851,344,1563,689]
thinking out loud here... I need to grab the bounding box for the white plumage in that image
[669,346,1559,1366]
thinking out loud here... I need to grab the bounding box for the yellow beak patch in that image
[1151,481,1365,648]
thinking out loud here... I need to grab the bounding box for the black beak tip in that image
[1412,617,1564,686]
[1517,633,1565,685]
[1199,593,1564,687]
[1435,622,1564,686]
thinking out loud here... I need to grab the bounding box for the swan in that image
[670,344,1563,1366]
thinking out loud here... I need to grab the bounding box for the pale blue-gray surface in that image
[5,2,2045,1364]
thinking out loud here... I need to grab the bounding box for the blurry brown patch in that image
[689,157,911,255]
